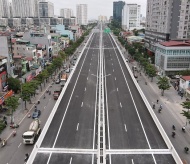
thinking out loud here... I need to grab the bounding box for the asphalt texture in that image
[31,26,177,164]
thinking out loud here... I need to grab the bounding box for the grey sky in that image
[51,0,147,19]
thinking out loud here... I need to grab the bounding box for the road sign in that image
[104,28,110,33]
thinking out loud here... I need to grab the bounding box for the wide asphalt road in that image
[30,24,177,164]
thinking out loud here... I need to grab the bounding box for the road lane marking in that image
[112,63,113,65]
[132,159,134,164]
[87,77,88,80]
[81,102,83,107]
[124,124,127,132]
[69,157,72,164]
[115,77,116,80]
[117,88,118,92]
[90,63,91,65]
[76,123,79,131]
[120,102,122,108]
[18,143,22,148]
[89,69,90,71]
[113,69,114,72]
[44,106,46,109]
[85,87,86,91]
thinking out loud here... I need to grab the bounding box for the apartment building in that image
[12,0,38,17]
[0,0,10,18]
[145,0,190,54]
[122,4,141,31]
[76,4,88,25]
[38,1,54,18]
[60,8,73,18]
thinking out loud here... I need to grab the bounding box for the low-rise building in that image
[155,41,190,76]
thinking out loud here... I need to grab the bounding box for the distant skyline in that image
[51,0,147,19]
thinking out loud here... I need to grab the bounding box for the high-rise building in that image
[98,15,108,22]
[113,1,125,23]
[39,1,54,17]
[145,0,190,53]
[0,0,10,18]
[76,4,88,25]
[60,8,73,18]
[122,4,141,31]
[12,0,38,17]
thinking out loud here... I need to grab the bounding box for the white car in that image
[66,68,70,73]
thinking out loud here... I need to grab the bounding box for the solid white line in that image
[117,88,118,92]
[104,48,112,164]
[115,77,116,81]
[92,52,99,164]
[120,102,122,108]
[44,106,46,109]
[69,157,72,164]
[46,34,96,164]
[76,123,79,131]
[18,143,22,148]
[124,124,127,132]
[81,102,83,107]
[132,159,134,164]
[108,34,157,164]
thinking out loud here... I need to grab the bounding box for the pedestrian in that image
[157,99,159,104]
[181,94,183,99]
[4,120,7,126]
[3,116,6,121]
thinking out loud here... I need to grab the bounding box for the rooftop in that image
[181,76,190,81]
[160,41,190,47]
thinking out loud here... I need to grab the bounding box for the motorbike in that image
[172,125,175,130]
[172,131,176,138]
[24,154,29,162]
[182,126,186,132]
[158,109,162,113]
[184,147,189,154]
[152,104,155,109]
[13,130,16,137]
[1,140,6,147]
[10,123,19,128]
[49,91,51,95]
[37,100,40,104]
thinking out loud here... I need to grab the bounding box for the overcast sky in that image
[51,0,147,19]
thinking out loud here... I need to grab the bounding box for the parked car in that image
[66,68,70,73]
[55,79,60,84]
[32,110,41,119]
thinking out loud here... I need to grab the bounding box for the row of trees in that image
[113,25,190,121]
[3,24,95,116]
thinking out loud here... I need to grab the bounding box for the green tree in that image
[146,65,157,81]
[181,101,190,123]
[5,96,19,123]
[157,76,171,96]
[7,77,21,93]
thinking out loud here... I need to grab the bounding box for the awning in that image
[13,55,22,59]
[25,57,33,61]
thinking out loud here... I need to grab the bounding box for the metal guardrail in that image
[110,34,183,164]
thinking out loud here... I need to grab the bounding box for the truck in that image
[53,90,60,100]
[22,119,41,144]
[60,73,68,87]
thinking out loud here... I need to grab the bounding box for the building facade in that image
[98,15,108,22]
[155,41,190,76]
[76,4,88,25]
[12,0,38,17]
[145,0,190,54]
[38,1,54,18]
[0,0,10,18]
[122,4,141,31]
[113,1,125,23]
[60,8,73,18]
